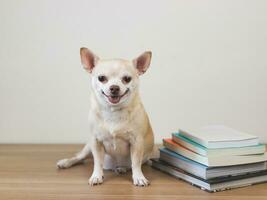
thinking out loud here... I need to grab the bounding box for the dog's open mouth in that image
[102,89,129,104]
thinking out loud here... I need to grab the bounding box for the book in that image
[172,133,266,157]
[163,139,267,167]
[151,158,267,192]
[159,148,267,179]
[179,125,259,149]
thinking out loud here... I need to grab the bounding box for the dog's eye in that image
[122,76,132,84]
[98,75,108,83]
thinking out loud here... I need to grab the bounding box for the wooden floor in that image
[1,145,267,200]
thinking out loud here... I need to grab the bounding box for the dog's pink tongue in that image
[108,96,120,104]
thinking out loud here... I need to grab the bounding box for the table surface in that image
[1,144,267,200]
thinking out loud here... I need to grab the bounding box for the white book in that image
[172,133,265,157]
[179,125,259,149]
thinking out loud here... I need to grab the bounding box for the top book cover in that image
[179,125,259,149]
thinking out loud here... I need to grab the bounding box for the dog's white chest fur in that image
[94,107,133,157]
[97,108,132,137]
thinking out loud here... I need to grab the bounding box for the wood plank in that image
[0,144,267,200]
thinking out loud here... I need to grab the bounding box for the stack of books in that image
[151,125,267,192]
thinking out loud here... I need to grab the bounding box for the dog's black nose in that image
[110,85,120,95]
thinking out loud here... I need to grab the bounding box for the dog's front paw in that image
[88,173,104,186]
[57,159,72,169]
[132,175,150,187]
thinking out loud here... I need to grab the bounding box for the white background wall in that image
[0,0,267,144]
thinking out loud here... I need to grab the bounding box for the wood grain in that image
[0,144,267,200]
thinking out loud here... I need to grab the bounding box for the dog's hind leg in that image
[57,143,91,169]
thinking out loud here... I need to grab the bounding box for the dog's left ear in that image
[133,51,152,75]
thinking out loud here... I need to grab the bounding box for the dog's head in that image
[80,48,152,107]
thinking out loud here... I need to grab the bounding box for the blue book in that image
[159,148,267,179]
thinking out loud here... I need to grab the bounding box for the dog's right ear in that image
[80,47,99,73]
